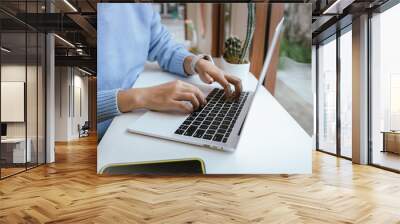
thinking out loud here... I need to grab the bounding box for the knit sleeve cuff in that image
[97,89,121,122]
[169,48,193,77]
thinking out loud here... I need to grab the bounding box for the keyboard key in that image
[212,121,221,126]
[224,116,233,121]
[213,134,224,142]
[222,137,228,143]
[206,129,216,135]
[209,125,218,130]
[222,121,230,126]
[193,121,201,125]
[199,125,208,129]
[202,121,211,125]
[183,121,191,125]
[175,129,185,135]
[220,125,228,129]
[203,134,213,140]
[215,117,223,121]
[194,129,205,138]
[184,126,197,136]
[217,128,227,134]
[195,117,205,121]
[179,125,188,130]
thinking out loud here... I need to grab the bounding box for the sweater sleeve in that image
[97,89,121,123]
[147,8,193,76]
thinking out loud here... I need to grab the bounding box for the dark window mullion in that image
[36,0,39,167]
[336,28,341,157]
[316,44,320,150]
[0,21,2,179]
[25,0,28,171]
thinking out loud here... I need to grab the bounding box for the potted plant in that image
[221,3,256,80]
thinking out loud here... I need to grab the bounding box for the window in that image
[370,3,400,171]
[317,37,337,154]
[0,1,47,179]
[339,29,352,158]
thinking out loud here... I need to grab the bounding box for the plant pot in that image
[220,57,250,81]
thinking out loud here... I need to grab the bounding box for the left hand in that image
[194,58,243,100]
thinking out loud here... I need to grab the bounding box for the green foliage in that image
[279,37,311,64]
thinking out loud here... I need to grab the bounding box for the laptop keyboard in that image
[174,88,249,143]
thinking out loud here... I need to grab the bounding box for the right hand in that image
[117,80,207,113]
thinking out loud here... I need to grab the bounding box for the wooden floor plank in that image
[0,135,400,223]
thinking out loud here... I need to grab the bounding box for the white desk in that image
[98,63,311,174]
[1,137,31,163]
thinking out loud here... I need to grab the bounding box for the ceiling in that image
[1,0,395,72]
[0,0,98,74]
[311,0,391,44]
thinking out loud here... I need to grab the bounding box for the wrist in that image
[117,88,145,112]
[195,58,207,73]
[183,55,195,75]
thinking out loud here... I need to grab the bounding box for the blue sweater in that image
[97,3,193,139]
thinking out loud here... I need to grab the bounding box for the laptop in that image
[127,18,284,152]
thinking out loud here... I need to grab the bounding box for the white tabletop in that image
[1,138,27,144]
[98,63,311,174]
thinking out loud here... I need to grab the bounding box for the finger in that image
[199,72,214,84]
[225,74,242,99]
[173,101,193,113]
[175,92,200,110]
[180,82,207,105]
[211,71,233,99]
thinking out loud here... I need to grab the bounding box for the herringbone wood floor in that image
[1,135,400,224]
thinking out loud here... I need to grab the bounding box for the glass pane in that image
[318,38,337,154]
[1,31,27,177]
[38,32,46,165]
[340,30,352,158]
[371,4,400,171]
[26,0,39,169]
[27,31,38,169]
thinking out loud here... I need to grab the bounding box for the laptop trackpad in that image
[127,110,186,138]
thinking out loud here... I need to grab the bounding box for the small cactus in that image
[223,3,256,64]
[223,36,242,64]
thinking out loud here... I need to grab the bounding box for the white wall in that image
[1,65,40,138]
[186,3,213,54]
[185,3,249,56]
[54,67,89,141]
[230,4,248,41]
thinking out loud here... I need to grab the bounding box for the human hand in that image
[195,59,242,100]
[117,80,206,113]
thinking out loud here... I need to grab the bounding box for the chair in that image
[78,121,90,138]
